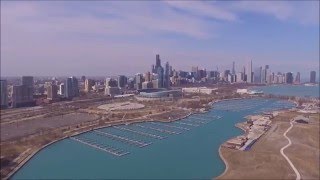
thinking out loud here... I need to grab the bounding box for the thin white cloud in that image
[232,1,293,21]
[230,1,319,25]
[165,1,237,21]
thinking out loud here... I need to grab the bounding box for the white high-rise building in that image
[59,83,65,96]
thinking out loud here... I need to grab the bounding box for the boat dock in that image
[70,137,129,156]
[149,122,190,131]
[113,126,165,140]
[175,121,199,127]
[185,118,209,124]
[135,124,181,135]
[93,130,152,148]
[196,114,222,119]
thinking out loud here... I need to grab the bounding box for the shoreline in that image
[216,146,228,179]
[5,96,297,179]
[215,122,247,179]
[5,110,194,180]
[215,103,298,179]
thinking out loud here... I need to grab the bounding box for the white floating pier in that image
[70,137,129,156]
[149,122,190,131]
[188,117,209,121]
[94,130,152,148]
[196,114,221,119]
[196,114,221,120]
[135,124,181,135]
[185,118,208,124]
[113,126,165,140]
[175,121,199,127]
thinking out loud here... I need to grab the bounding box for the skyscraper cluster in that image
[148,54,171,89]
[0,55,317,109]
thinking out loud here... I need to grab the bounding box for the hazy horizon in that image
[1,1,319,77]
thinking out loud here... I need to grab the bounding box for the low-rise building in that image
[142,81,153,89]
[105,87,120,97]
[182,87,218,95]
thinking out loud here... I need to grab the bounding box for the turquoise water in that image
[12,98,294,179]
[252,84,319,98]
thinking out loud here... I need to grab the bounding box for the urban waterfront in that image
[251,84,319,98]
[12,98,294,179]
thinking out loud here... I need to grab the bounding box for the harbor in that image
[11,98,295,179]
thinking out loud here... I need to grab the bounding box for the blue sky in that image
[1,1,319,79]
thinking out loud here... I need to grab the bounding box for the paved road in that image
[280,120,301,180]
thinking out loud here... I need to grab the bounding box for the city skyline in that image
[1,1,319,78]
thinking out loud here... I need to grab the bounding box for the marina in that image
[12,98,295,179]
[134,124,181,135]
[149,122,190,131]
[93,130,152,148]
[113,126,165,140]
[174,121,200,127]
[70,136,129,156]
[196,114,222,119]
[186,117,210,124]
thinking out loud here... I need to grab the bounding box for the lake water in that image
[251,84,319,98]
[12,98,294,179]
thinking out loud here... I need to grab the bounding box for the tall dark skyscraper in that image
[153,54,162,74]
[12,85,34,108]
[285,72,293,84]
[164,62,170,88]
[295,72,300,84]
[169,65,173,76]
[254,67,262,83]
[151,65,155,74]
[118,75,127,89]
[157,66,164,88]
[22,76,34,94]
[246,60,253,83]
[65,77,79,99]
[261,65,269,84]
[232,61,235,75]
[65,77,73,99]
[156,54,161,67]
[22,76,34,87]
[0,80,8,108]
[71,76,79,97]
[310,71,316,83]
